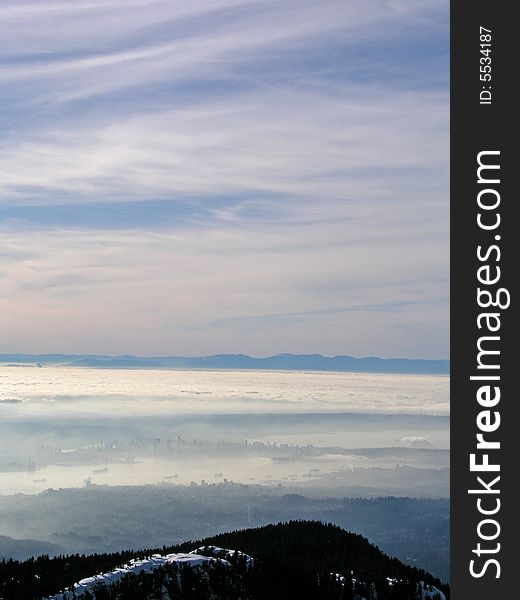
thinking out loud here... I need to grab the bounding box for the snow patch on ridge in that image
[46,552,229,599]
[190,545,254,566]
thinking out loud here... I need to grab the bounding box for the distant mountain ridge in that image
[0,352,449,374]
[0,535,60,562]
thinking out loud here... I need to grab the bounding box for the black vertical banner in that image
[451,2,517,598]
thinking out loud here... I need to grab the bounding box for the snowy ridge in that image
[45,546,444,600]
[418,581,446,600]
[344,577,445,600]
[46,552,229,599]
[384,579,446,600]
[190,545,254,566]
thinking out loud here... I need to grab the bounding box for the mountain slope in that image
[0,521,449,599]
[0,535,60,562]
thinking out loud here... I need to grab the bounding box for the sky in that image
[0,0,449,359]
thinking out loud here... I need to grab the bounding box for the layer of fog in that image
[0,366,449,497]
[0,366,449,415]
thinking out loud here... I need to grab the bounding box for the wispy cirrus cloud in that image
[0,87,448,202]
[0,0,449,358]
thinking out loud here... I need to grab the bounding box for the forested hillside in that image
[0,521,449,599]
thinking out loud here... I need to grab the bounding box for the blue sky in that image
[0,0,449,358]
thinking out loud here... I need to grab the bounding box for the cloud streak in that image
[0,87,448,202]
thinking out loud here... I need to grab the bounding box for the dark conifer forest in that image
[0,521,448,600]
